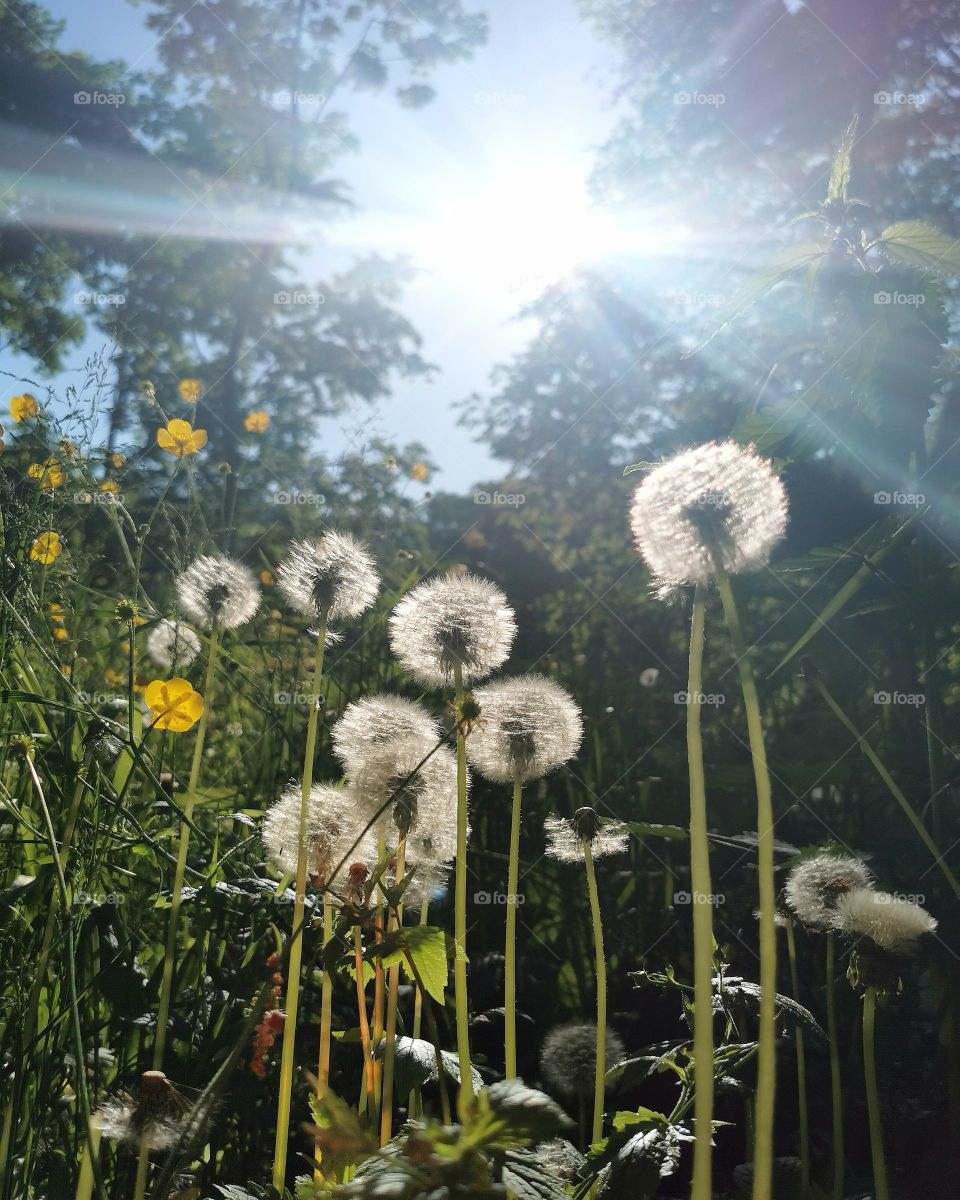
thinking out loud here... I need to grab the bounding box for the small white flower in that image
[145,618,201,670]
[784,851,873,929]
[543,812,630,863]
[629,440,788,586]
[540,1022,626,1098]
[176,554,260,629]
[466,675,583,783]
[832,887,937,949]
[277,529,379,622]
[331,695,441,777]
[388,573,516,687]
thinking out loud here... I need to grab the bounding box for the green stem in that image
[505,777,522,1079]
[714,565,777,1200]
[379,839,406,1146]
[74,1123,101,1200]
[863,987,890,1200]
[583,840,606,1148]
[785,920,810,1197]
[408,900,430,1119]
[452,663,473,1114]
[825,933,844,1200]
[314,896,335,1180]
[687,582,715,1200]
[272,612,328,1190]
[813,675,960,899]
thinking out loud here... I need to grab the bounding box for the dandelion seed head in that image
[277,530,380,622]
[784,851,873,929]
[543,814,630,864]
[262,783,378,892]
[146,619,202,671]
[388,573,516,687]
[332,695,440,777]
[176,554,260,629]
[540,1022,626,1098]
[466,675,583,783]
[630,441,788,586]
[352,737,460,843]
[832,887,937,949]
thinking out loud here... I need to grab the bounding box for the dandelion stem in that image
[863,987,890,1200]
[314,895,334,1180]
[713,564,777,1200]
[582,839,606,1149]
[408,900,430,1119]
[687,581,715,1200]
[74,1123,101,1200]
[354,925,377,1116]
[272,611,327,1190]
[505,776,522,1079]
[825,932,844,1200]
[452,662,474,1114]
[379,839,406,1146]
[785,919,810,1197]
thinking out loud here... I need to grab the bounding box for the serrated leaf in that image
[369,925,449,1003]
[308,1088,377,1178]
[476,1079,573,1148]
[373,1035,483,1095]
[502,1149,571,1199]
[878,220,960,275]
[827,115,858,203]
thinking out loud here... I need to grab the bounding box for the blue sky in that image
[3,0,620,489]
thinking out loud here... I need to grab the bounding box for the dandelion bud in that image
[784,851,873,929]
[388,573,516,687]
[540,1022,625,1099]
[466,675,582,783]
[175,554,260,629]
[277,529,379,622]
[629,440,788,587]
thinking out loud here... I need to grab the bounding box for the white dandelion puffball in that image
[540,1022,626,1099]
[388,573,516,687]
[544,814,630,864]
[832,887,937,949]
[262,782,378,889]
[277,530,380,622]
[352,736,460,843]
[145,618,202,670]
[784,851,873,929]
[93,1099,180,1149]
[176,554,260,629]
[629,440,788,585]
[332,695,441,777]
[467,675,583,783]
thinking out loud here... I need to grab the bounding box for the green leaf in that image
[877,220,960,275]
[373,1035,483,1094]
[622,821,687,841]
[308,1088,377,1179]
[502,1149,571,1199]
[474,1079,573,1149]
[369,924,449,1003]
[827,115,858,203]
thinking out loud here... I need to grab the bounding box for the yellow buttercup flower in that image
[27,458,66,490]
[100,480,120,495]
[145,677,204,732]
[410,462,429,482]
[157,419,208,459]
[54,627,69,642]
[29,532,62,565]
[244,410,269,433]
[260,570,275,586]
[49,603,66,625]
[10,394,39,422]
[178,378,202,403]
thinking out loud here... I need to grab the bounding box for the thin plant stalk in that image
[505,776,522,1078]
[862,987,890,1200]
[74,1124,101,1200]
[371,838,387,1123]
[784,919,810,1197]
[825,932,844,1200]
[272,611,328,1190]
[408,900,430,1119]
[713,564,777,1200]
[313,894,335,1181]
[687,581,714,1200]
[582,839,606,1148]
[452,662,473,1113]
[379,838,406,1145]
[401,947,452,1127]
[354,925,377,1115]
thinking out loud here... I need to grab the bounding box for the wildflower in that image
[54,627,69,642]
[114,599,140,625]
[244,410,270,433]
[388,573,516,687]
[176,554,260,628]
[58,439,79,461]
[10,393,39,422]
[784,851,873,930]
[27,458,65,490]
[260,571,275,587]
[410,462,429,482]
[109,452,126,469]
[466,675,582,783]
[276,530,380,622]
[29,532,62,565]
[629,441,788,587]
[178,378,202,403]
[99,480,120,496]
[540,1022,626,1099]
[146,619,202,671]
[544,808,630,864]
[93,1070,187,1150]
[251,1009,285,1078]
[49,603,66,625]
[331,695,440,777]
[157,418,207,458]
[262,782,378,890]
[832,888,937,949]
[144,678,204,732]
[352,736,460,841]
